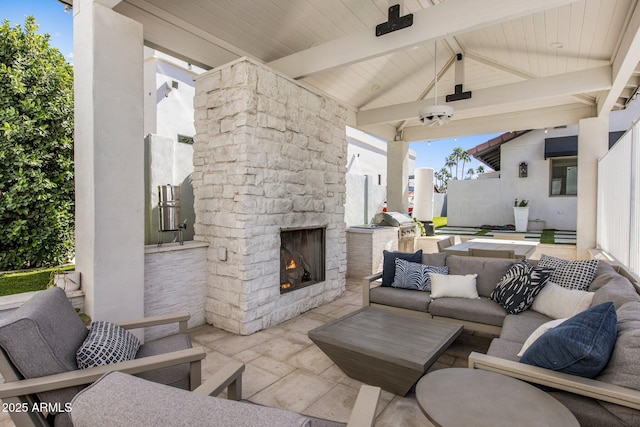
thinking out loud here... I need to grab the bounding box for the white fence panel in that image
[597,123,639,276]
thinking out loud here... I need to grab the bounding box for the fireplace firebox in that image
[280,227,326,294]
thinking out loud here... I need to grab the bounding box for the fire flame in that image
[286,259,297,269]
[281,283,291,289]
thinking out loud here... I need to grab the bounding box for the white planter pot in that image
[54,271,81,291]
[513,207,529,232]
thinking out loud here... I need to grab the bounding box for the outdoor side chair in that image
[437,236,455,253]
[68,370,381,427]
[0,287,218,427]
[492,233,526,241]
[468,248,516,259]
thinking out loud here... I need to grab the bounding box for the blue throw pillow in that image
[520,302,617,378]
[381,249,422,287]
[391,258,449,291]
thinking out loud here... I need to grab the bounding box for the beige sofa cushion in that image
[446,256,516,298]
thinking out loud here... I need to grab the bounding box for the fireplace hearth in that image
[280,227,326,294]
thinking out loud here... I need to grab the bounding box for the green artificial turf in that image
[432,217,447,228]
[540,229,555,244]
[0,265,74,297]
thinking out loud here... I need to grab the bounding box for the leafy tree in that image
[0,17,74,270]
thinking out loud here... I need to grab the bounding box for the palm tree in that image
[476,165,486,174]
[466,168,475,179]
[438,168,452,192]
[445,155,456,179]
[458,149,471,179]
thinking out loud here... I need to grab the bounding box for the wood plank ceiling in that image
[113,0,640,142]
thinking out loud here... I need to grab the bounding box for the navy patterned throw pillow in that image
[491,261,554,314]
[76,321,141,369]
[381,249,423,287]
[391,258,449,292]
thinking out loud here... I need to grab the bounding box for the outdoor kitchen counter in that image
[346,226,399,279]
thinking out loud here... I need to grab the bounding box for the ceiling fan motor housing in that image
[419,104,454,125]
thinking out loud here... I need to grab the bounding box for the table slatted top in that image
[444,238,538,259]
[308,308,463,370]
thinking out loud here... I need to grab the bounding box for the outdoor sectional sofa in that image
[363,252,640,427]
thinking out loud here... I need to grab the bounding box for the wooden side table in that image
[416,368,579,427]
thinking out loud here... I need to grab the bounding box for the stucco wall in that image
[447,129,577,230]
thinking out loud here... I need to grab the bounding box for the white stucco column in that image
[577,116,609,259]
[74,0,145,323]
[387,139,409,213]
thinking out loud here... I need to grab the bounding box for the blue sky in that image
[1,1,499,174]
[2,0,74,63]
[410,133,500,176]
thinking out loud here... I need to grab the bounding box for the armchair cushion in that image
[135,333,193,390]
[76,321,141,369]
[0,287,88,409]
[70,371,311,427]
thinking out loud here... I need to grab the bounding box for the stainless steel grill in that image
[373,212,416,252]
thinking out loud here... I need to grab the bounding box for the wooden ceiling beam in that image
[596,1,640,116]
[357,65,610,126]
[268,0,580,79]
[400,104,596,142]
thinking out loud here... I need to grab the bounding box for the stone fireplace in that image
[192,58,348,335]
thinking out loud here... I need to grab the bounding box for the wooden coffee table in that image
[308,308,463,395]
[416,368,579,426]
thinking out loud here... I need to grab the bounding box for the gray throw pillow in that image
[391,258,448,291]
[76,321,141,369]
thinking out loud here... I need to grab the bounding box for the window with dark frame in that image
[177,134,194,145]
[550,157,578,196]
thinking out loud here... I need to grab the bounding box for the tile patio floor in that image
[189,278,491,426]
[0,278,491,427]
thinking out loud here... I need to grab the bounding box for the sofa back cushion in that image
[446,255,516,298]
[596,301,640,426]
[421,252,447,266]
[590,274,640,309]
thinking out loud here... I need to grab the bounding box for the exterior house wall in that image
[345,127,416,226]
[143,50,204,244]
[446,99,640,231]
[447,128,577,230]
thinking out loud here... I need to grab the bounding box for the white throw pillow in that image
[531,281,595,319]
[517,318,568,357]
[429,273,479,299]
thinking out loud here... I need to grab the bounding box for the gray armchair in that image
[0,287,213,427]
[69,370,380,427]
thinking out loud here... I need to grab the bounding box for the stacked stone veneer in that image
[192,58,348,335]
